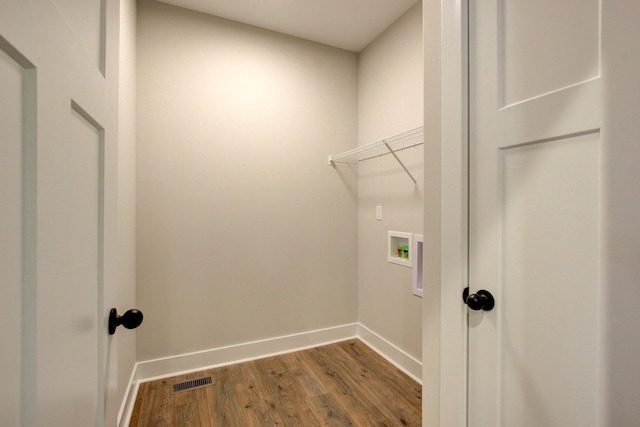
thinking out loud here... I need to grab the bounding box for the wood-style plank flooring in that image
[129,339,421,426]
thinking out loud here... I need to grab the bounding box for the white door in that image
[467,0,604,425]
[0,1,120,426]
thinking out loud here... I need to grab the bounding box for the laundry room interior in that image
[133,0,427,389]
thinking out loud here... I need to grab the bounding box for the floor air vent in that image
[172,376,213,392]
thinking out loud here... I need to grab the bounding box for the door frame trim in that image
[436,0,470,425]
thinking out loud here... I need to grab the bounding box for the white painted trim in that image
[117,370,139,427]
[412,234,424,297]
[357,323,422,384]
[119,322,423,426]
[135,323,359,382]
[440,0,469,425]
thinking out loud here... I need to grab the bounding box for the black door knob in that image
[108,308,143,335]
[463,287,495,311]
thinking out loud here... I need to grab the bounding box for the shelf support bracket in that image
[384,142,417,185]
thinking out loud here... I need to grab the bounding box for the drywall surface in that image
[357,2,424,362]
[136,0,358,360]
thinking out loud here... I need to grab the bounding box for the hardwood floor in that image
[129,339,421,426]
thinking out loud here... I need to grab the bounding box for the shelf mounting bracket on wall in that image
[328,126,423,185]
[383,141,417,184]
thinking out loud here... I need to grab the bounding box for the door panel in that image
[499,133,600,426]
[50,0,106,74]
[40,103,104,424]
[468,0,602,425]
[499,0,600,106]
[0,1,119,425]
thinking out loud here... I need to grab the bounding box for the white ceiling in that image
[155,0,419,52]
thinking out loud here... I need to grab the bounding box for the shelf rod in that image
[358,141,423,162]
[328,126,423,165]
[384,142,417,185]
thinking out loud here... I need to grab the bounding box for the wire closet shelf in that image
[328,126,423,184]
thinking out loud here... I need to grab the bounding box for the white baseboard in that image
[120,322,422,426]
[117,371,139,427]
[357,323,422,384]
[135,323,359,382]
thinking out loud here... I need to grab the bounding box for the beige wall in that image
[357,3,424,361]
[136,0,359,360]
